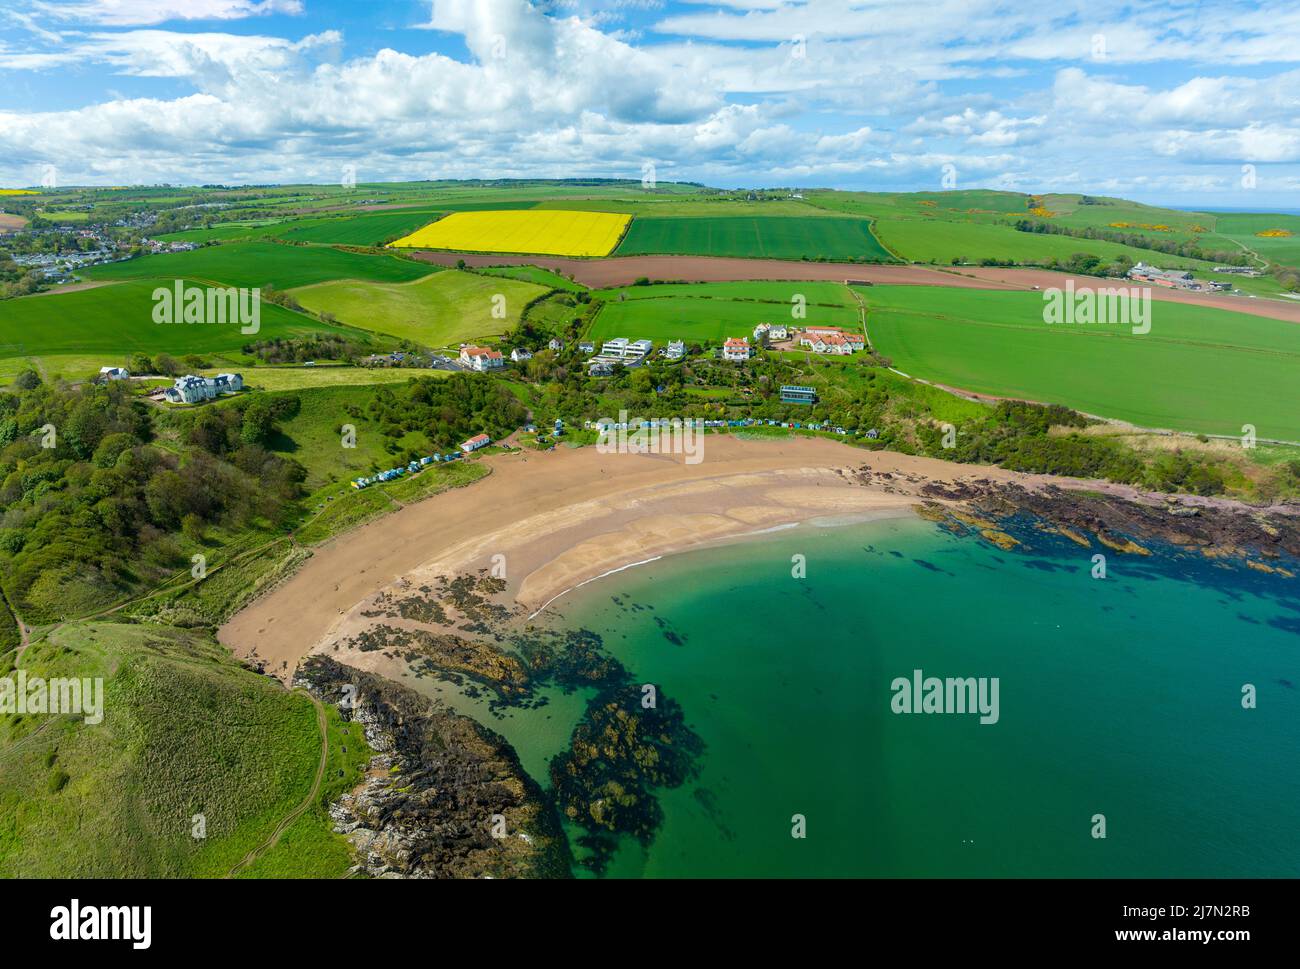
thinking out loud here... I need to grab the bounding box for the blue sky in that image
[2,0,1299,206]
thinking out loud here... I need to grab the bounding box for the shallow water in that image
[440,515,1300,876]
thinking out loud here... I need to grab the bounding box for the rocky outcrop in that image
[296,656,571,879]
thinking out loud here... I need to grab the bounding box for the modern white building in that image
[600,337,653,359]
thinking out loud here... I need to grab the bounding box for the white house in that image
[723,337,751,361]
[460,346,504,371]
[163,372,243,404]
[665,340,685,360]
[510,348,533,362]
[601,337,652,359]
[800,332,855,355]
[99,366,130,381]
[548,338,565,351]
[754,322,790,344]
[799,326,862,353]
[164,375,214,404]
[579,341,595,353]
[460,433,491,453]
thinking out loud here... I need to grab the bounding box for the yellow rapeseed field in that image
[389,209,631,257]
[0,189,38,196]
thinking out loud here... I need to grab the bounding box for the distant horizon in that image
[6,179,1298,216]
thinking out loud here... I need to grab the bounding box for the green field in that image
[1206,212,1300,269]
[476,264,587,291]
[83,241,432,289]
[864,285,1300,440]
[615,216,894,262]
[290,269,547,346]
[595,279,856,305]
[588,284,861,345]
[0,622,354,878]
[0,279,356,378]
[536,198,824,218]
[871,218,1215,268]
[273,209,448,246]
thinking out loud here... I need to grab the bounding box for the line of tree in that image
[1010,218,1249,266]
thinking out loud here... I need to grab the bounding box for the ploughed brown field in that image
[408,251,1017,289]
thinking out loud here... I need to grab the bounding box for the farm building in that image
[723,337,751,361]
[460,433,492,453]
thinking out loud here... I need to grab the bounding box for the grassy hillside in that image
[0,621,364,878]
[616,216,894,261]
[289,269,548,346]
[1207,212,1300,269]
[864,285,1300,440]
[0,279,357,379]
[83,241,432,289]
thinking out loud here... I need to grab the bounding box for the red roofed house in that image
[723,337,752,361]
[460,433,492,453]
[799,326,863,354]
[460,346,505,371]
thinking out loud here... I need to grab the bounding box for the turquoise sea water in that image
[435,515,1300,877]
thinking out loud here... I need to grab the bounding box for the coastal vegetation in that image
[0,622,355,878]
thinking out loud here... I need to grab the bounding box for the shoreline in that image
[220,437,1038,681]
[219,435,1299,683]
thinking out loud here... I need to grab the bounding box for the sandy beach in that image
[220,436,1049,681]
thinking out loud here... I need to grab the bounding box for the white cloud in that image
[30,0,304,27]
[0,0,1298,198]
